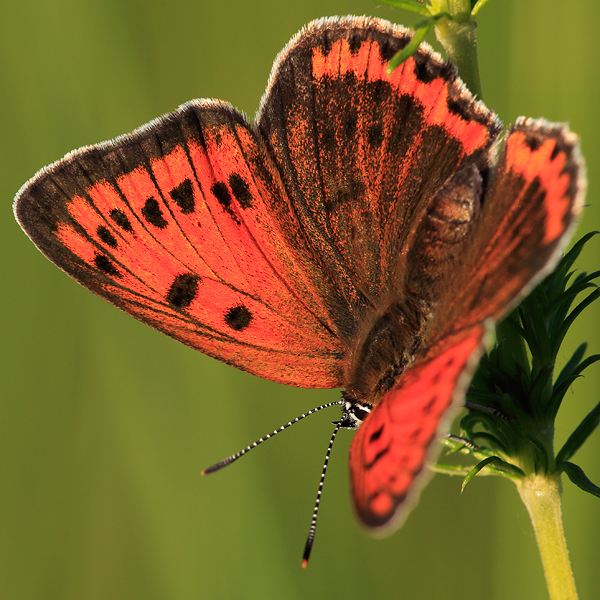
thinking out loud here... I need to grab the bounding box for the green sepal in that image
[562,462,600,498]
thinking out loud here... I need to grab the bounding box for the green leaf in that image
[465,388,506,405]
[431,463,486,477]
[559,232,599,274]
[529,364,554,413]
[549,353,600,420]
[387,12,451,73]
[460,410,500,435]
[387,23,432,73]
[375,0,431,16]
[462,457,524,491]
[549,232,598,284]
[554,343,587,389]
[553,288,600,355]
[562,462,600,498]
[471,0,493,15]
[556,398,600,465]
[547,282,599,322]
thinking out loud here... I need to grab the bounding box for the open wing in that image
[257,16,500,329]
[14,101,345,388]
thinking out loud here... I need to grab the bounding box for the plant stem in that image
[516,475,578,600]
[434,18,483,98]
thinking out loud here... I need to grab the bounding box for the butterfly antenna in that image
[465,400,516,421]
[302,419,343,568]
[202,400,342,475]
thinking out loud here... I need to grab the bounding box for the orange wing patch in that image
[505,129,574,245]
[311,37,490,155]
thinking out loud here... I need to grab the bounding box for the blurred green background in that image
[1,1,599,598]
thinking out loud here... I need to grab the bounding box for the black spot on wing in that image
[142,197,168,228]
[524,136,543,152]
[211,181,234,215]
[97,225,118,248]
[422,395,438,415]
[348,32,362,53]
[94,254,120,277]
[228,173,253,209]
[225,305,253,331]
[369,424,384,443]
[110,208,133,232]
[320,28,334,55]
[376,36,401,63]
[413,51,452,84]
[367,446,390,469]
[167,273,199,309]
[368,123,384,149]
[170,179,195,214]
[343,111,358,141]
[447,95,472,122]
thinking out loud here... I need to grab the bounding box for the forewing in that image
[14,100,344,388]
[257,16,500,323]
[348,325,484,532]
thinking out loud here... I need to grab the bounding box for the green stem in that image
[516,475,579,600]
[434,18,483,98]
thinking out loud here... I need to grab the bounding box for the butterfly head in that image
[339,394,372,430]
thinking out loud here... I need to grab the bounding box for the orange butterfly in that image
[14,17,585,564]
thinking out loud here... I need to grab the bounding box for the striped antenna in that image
[202,400,343,475]
[302,419,343,568]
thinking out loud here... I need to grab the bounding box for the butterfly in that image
[14,16,584,562]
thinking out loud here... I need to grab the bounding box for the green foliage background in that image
[1,1,599,598]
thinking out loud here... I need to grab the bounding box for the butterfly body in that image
[15,17,584,536]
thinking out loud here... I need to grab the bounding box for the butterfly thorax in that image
[345,297,426,405]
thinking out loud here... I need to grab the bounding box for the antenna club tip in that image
[201,470,207,476]
[301,558,308,569]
